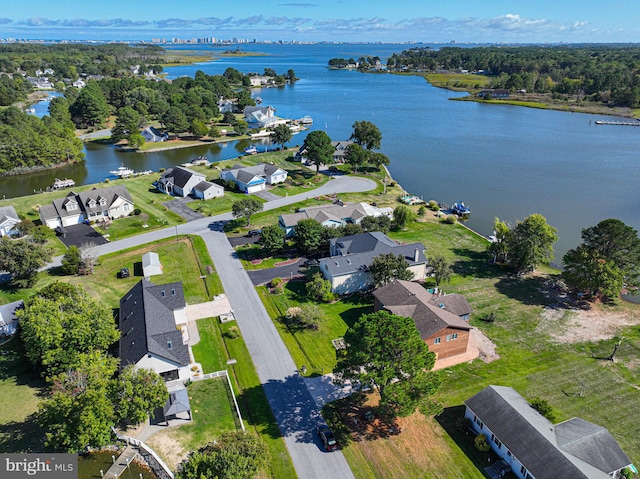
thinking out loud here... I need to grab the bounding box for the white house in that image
[72,79,85,88]
[218,99,235,114]
[39,186,134,229]
[248,75,274,87]
[220,163,288,193]
[118,280,191,382]
[465,386,633,479]
[243,106,284,128]
[157,166,207,197]
[0,300,23,337]
[141,126,168,143]
[192,181,224,200]
[319,232,427,295]
[0,206,20,237]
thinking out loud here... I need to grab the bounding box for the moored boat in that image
[451,201,471,216]
[244,145,258,155]
[52,178,75,190]
[109,164,134,177]
[298,116,313,124]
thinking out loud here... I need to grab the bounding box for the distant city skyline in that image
[1,0,640,44]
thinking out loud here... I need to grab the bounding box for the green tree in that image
[48,97,74,130]
[361,215,392,234]
[293,218,325,255]
[0,236,52,288]
[303,130,334,173]
[162,106,189,134]
[231,197,263,227]
[507,213,558,273]
[271,124,293,149]
[259,225,285,255]
[110,366,168,426]
[176,431,269,479]
[334,310,440,418]
[190,118,208,138]
[392,205,413,230]
[111,106,141,142]
[127,132,145,150]
[18,283,120,376]
[235,119,249,135]
[343,143,368,173]
[429,254,452,287]
[350,120,382,150]
[61,245,82,275]
[306,272,334,303]
[69,82,109,129]
[369,253,415,288]
[562,246,624,299]
[529,397,557,422]
[368,151,390,171]
[489,217,512,263]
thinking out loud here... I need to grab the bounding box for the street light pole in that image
[175,225,178,243]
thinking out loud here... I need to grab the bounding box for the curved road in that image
[48,174,376,478]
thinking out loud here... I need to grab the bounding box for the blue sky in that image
[1,1,639,43]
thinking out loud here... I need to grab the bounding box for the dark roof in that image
[320,232,426,277]
[160,166,205,189]
[193,180,221,192]
[373,280,471,339]
[465,386,631,479]
[118,280,189,368]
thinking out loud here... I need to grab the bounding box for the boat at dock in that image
[244,145,258,155]
[594,119,640,126]
[109,165,134,177]
[51,178,75,190]
[297,116,313,124]
[250,130,273,139]
[451,201,471,216]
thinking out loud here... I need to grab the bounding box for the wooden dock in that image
[102,445,138,479]
[595,120,640,126]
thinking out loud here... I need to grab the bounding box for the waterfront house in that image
[294,140,355,163]
[373,279,472,361]
[465,385,633,479]
[141,126,168,143]
[319,232,427,294]
[218,99,235,114]
[278,202,392,237]
[243,106,282,128]
[39,186,134,229]
[118,279,190,382]
[248,75,274,87]
[157,166,208,197]
[0,300,23,337]
[0,206,20,237]
[220,163,288,193]
[478,89,510,99]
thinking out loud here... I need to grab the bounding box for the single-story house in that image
[278,202,393,237]
[39,186,134,229]
[319,232,427,295]
[373,279,472,361]
[0,206,20,237]
[192,181,224,200]
[157,166,215,198]
[478,88,510,99]
[118,279,190,382]
[142,252,163,278]
[220,163,288,193]
[465,385,633,479]
[0,300,24,337]
[141,126,168,143]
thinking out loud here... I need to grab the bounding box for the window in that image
[66,202,77,211]
[473,416,484,429]
[491,434,502,449]
[161,290,165,297]
[434,337,441,344]
[452,333,458,340]
[167,341,172,350]
[446,334,451,341]
[99,198,107,206]
[124,203,131,211]
[171,288,176,295]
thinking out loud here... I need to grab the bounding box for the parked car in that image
[247,229,262,237]
[316,424,338,452]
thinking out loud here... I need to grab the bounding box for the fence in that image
[192,369,245,432]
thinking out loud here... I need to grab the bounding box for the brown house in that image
[372,280,472,361]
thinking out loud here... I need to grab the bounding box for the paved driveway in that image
[247,257,307,286]
[252,189,281,201]
[162,197,205,222]
[56,223,108,248]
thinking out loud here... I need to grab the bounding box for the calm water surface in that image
[2,43,639,260]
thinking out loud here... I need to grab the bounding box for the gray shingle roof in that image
[119,280,189,368]
[160,166,205,189]
[193,180,222,193]
[373,280,471,339]
[39,186,133,221]
[0,206,19,224]
[465,386,631,479]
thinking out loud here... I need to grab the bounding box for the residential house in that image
[27,77,53,89]
[72,79,85,88]
[220,163,288,193]
[141,126,168,143]
[39,186,134,229]
[248,75,274,87]
[478,89,510,99]
[373,279,472,361]
[192,181,224,200]
[319,232,427,294]
[294,140,355,163]
[243,105,283,128]
[218,99,235,114]
[157,166,215,198]
[0,206,20,237]
[278,202,393,237]
[465,385,633,479]
[0,300,24,337]
[118,279,190,382]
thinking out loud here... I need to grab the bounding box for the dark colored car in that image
[118,267,130,279]
[247,229,262,237]
[316,424,338,452]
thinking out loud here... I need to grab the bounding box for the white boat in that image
[298,116,313,124]
[244,146,258,155]
[109,165,134,177]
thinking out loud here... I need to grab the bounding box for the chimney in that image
[414,248,419,262]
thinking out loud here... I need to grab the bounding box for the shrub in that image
[445,214,457,224]
[133,208,141,215]
[159,167,165,173]
[530,397,556,422]
[474,433,491,452]
[270,277,282,288]
[428,200,439,211]
[417,206,426,217]
[225,326,240,339]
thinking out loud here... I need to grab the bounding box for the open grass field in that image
[422,72,491,91]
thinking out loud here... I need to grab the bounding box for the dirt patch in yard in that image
[145,429,189,471]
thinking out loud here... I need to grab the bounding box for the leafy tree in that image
[474,433,491,452]
[271,124,293,149]
[0,236,52,288]
[69,82,109,128]
[392,205,413,230]
[361,215,392,234]
[208,125,219,138]
[306,272,334,303]
[18,283,120,376]
[234,119,248,135]
[303,130,334,173]
[285,304,325,330]
[61,245,82,275]
[111,106,141,142]
[127,132,145,150]
[293,218,325,255]
[343,143,368,173]
[369,253,414,288]
[286,69,296,81]
[507,213,558,273]
[529,397,557,422]
[350,120,382,150]
[489,217,512,263]
[231,197,263,227]
[223,111,236,125]
[562,246,624,299]
[368,151,390,171]
[38,352,118,452]
[259,225,285,255]
[163,106,189,134]
[334,310,440,418]
[48,97,74,130]
[176,432,269,479]
[110,365,168,426]
[190,118,208,138]
[30,225,55,244]
[429,254,452,286]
